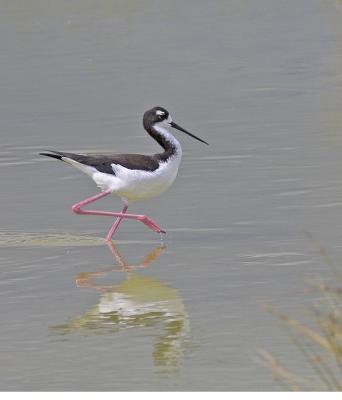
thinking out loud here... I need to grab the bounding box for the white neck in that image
[154,123,182,157]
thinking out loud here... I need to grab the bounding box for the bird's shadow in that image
[50,242,192,371]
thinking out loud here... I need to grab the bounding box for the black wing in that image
[40,151,160,175]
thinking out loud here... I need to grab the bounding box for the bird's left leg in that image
[71,190,165,238]
[105,203,128,241]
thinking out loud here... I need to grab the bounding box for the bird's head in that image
[143,106,208,145]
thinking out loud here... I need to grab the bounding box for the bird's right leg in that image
[71,191,165,238]
[71,190,112,211]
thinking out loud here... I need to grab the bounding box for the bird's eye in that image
[156,110,165,119]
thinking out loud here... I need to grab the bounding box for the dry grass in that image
[260,236,342,391]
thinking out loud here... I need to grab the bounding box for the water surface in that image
[1,0,342,391]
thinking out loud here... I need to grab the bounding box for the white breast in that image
[62,153,182,202]
[111,153,182,201]
[63,124,183,202]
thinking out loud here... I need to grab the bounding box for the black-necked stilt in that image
[40,106,208,241]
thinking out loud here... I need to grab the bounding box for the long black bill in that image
[170,121,209,145]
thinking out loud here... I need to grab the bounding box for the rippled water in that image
[1,0,342,391]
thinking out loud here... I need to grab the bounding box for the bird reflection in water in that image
[51,242,190,370]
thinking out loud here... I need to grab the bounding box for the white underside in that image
[63,152,182,202]
[63,124,183,202]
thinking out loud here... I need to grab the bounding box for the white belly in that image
[92,154,181,202]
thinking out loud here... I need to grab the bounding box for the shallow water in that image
[1,0,342,391]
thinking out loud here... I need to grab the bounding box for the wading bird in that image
[40,106,208,241]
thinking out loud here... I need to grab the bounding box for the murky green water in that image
[1,0,342,391]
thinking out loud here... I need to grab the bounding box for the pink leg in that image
[105,204,128,242]
[71,191,166,238]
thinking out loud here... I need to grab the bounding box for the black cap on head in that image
[143,106,209,145]
[143,106,169,125]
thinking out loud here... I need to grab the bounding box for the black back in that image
[40,151,160,174]
[40,106,178,175]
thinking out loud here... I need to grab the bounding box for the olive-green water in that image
[1,0,342,391]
